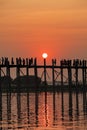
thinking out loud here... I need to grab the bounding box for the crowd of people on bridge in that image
[0,57,87,67]
[60,59,87,67]
[0,57,36,66]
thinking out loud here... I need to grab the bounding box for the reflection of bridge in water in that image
[0,92,87,129]
[0,57,87,91]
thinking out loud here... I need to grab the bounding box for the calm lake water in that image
[0,90,87,130]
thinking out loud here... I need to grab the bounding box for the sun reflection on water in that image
[0,92,87,130]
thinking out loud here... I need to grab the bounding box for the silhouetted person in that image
[52,59,56,66]
[29,58,33,66]
[19,57,21,65]
[60,60,63,66]
[80,60,82,66]
[11,57,14,65]
[1,57,4,65]
[34,58,37,65]
[16,58,19,65]
[23,58,25,65]
[26,58,28,65]
[5,57,9,66]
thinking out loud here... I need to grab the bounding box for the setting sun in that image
[42,53,48,59]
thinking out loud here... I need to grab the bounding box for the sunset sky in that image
[0,0,87,63]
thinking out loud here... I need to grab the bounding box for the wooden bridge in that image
[0,57,87,91]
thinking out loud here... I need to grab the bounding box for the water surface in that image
[0,91,87,130]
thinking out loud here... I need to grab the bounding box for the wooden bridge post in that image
[34,58,38,87]
[16,66,20,92]
[0,65,1,120]
[82,60,86,87]
[6,67,10,77]
[26,58,29,76]
[67,60,72,87]
[6,64,11,93]
[5,59,10,78]
[0,92,2,122]
[84,61,87,86]
[0,67,1,78]
[0,67,2,122]
[0,67,1,86]
[60,61,63,86]
[61,67,63,86]
[16,66,20,78]
[44,58,47,85]
[68,66,72,87]
[75,67,78,87]
[52,59,55,87]
[26,67,29,76]
[6,66,11,92]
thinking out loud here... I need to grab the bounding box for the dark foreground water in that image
[0,90,87,130]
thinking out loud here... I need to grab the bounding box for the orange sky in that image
[0,0,87,62]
